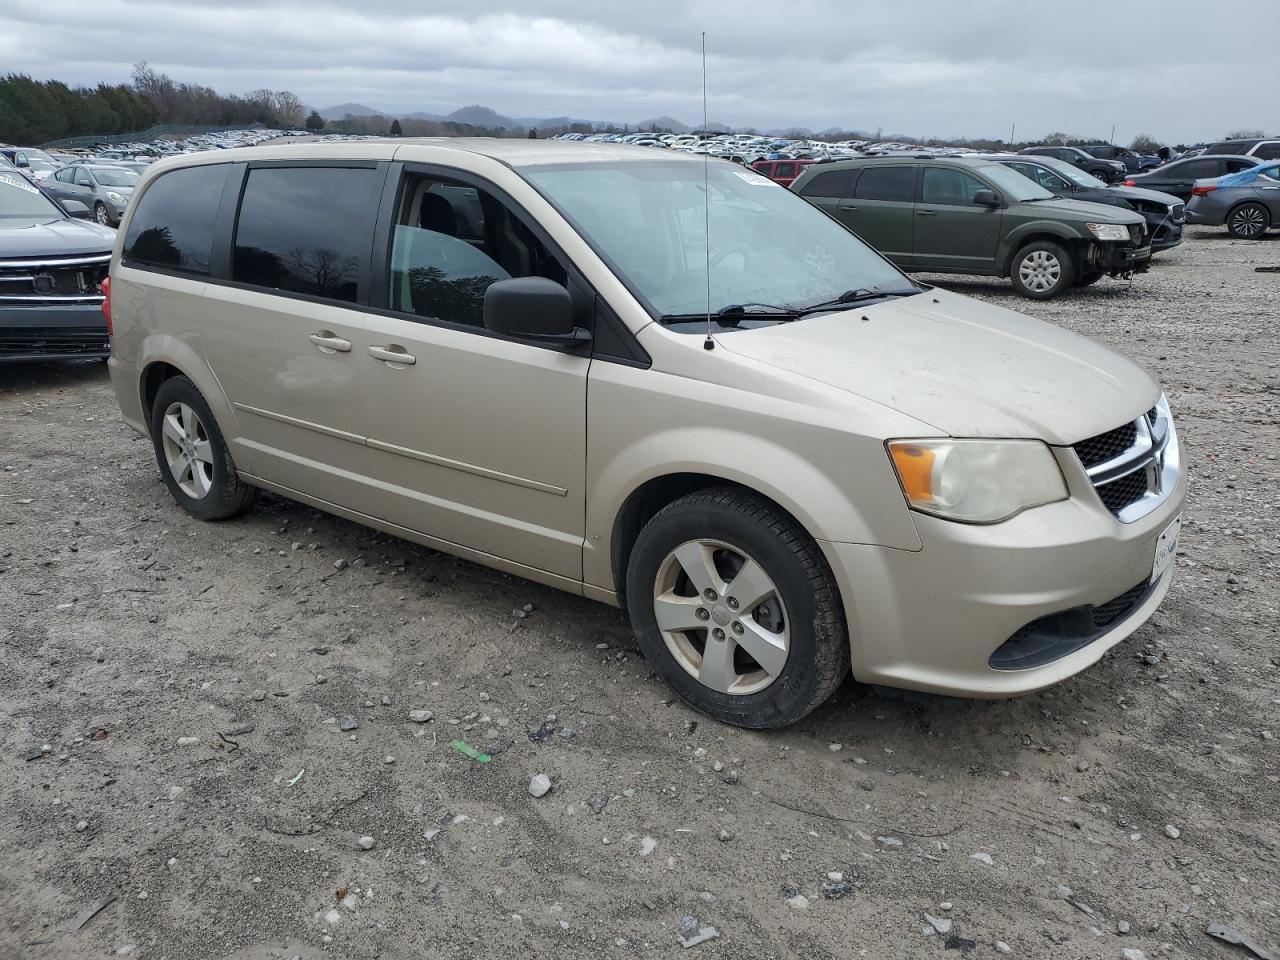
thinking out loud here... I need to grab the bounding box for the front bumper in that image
[1097,241,1151,276]
[819,439,1185,697]
[1147,217,1183,251]
[0,303,109,362]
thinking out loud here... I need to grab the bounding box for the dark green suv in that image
[790,157,1150,299]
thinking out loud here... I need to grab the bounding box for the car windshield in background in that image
[976,163,1056,202]
[0,173,63,219]
[91,167,139,187]
[1035,156,1107,188]
[522,160,910,319]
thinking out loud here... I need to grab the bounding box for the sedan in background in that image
[1124,155,1262,202]
[984,154,1185,253]
[1019,146,1126,183]
[43,164,139,226]
[1186,161,1280,238]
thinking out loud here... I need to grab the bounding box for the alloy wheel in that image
[652,539,789,695]
[95,204,110,226]
[160,401,214,499]
[1230,205,1266,238]
[1018,250,1062,293]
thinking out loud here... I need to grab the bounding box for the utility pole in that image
[1110,124,1116,145]
[1009,122,1016,147]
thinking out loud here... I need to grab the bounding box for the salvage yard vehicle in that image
[1185,161,1280,238]
[1123,155,1262,202]
[106,141,1184,728]
[792,156,1150,298]
[43,164,138,226]
[1018,146,1126,183]
[0,171,113,361]
[982,154,1185,254]
[1199,137,1280,161]
[750,158,816,187]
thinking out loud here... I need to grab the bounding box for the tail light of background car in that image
[101,276,112,335]
[1122,179,1136,187]
[1191,184,1218,196]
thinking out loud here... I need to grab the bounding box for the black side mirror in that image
[973,190,1001,208]
[483,277,590,347]
[62,199,91,219]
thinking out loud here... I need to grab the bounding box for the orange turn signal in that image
[889,443,935,503]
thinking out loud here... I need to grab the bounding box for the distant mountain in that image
[639,116,690,134]
[318,102,384,120]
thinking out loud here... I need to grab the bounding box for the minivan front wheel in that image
[149,376,255,521]
[625,488,849,729]
[1010,241,1074,299]
[1227,202,1270,239]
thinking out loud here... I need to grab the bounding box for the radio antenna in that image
[701,31,714,351]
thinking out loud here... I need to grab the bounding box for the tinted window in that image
[1172,160,1219,180]
[1225,159,1256,172]
[388,174,566,328]
[233,166,382,303]
[774,162,797,178]
[799,169,856,198]
[921,168,987,205]
[854,166,915,201]
[123,164,229,276]
[1253,143,1280,160]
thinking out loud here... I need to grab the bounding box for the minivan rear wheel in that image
[149,376,255,521]
[1226,202,1270,239]
[1010,241,1074,299]
[625,488,849,729]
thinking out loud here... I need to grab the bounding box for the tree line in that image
[0,63,306,145]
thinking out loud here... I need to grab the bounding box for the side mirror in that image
[62,199,91,219]
[483,277,590,347]
[973,190,1001,208]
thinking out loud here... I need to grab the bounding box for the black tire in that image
[624,487,849,729]
[1226,202,1270,239]
[149,376,255,521]
[1076,269,1104,288]
[1009,240,1075,300]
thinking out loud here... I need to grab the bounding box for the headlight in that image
[888,439,1068,523]
[106,192,126,205]
[1085,222,1130,241]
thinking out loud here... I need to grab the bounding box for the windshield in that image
[1034,156,1107,188]
[90,167,139,187]
[976,163,1055,202]
[0,173,64,219]
[521,160,910,318]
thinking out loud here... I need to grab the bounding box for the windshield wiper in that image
[796,285,922,316]
[659,302,800,326]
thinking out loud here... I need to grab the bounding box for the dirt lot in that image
[2,229,1277,960]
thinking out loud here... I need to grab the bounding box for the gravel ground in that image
[2,229,1278,960]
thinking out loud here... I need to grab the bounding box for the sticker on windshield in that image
[733,170,774,186]
[0,174,40,195]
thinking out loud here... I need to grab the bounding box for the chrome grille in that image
[0,254,109,305]
[1073,403,1180,523]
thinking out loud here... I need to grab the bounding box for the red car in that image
[750,158,816,187]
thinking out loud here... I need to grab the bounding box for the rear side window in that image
[123,164,229,276]
[232,165,383,303]
[774,162,797,178]
[855,166,915,202]
[1254,143,1280,160]
[799,169,856,198]
[1174,160,1219,179]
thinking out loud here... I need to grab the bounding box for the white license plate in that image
[1151,515,1181,583]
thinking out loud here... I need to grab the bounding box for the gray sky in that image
[1,0,1270,143]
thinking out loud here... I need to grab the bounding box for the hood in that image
[1019,197,1145,225]
[716,290,1158,445]
[1109,185,1182,206]
[0,217,116,257]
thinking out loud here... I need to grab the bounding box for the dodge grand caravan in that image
[106,141,1185,729]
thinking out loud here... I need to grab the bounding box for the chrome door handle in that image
[308,332,351,353]
[369,344,416,366]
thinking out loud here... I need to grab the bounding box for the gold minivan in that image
[106,140,1185,728]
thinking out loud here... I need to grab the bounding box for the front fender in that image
[998,222,1082,274]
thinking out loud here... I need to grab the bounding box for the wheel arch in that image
[135,336,239,444]
[999,228,1078,276]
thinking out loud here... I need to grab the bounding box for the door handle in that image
[837,202,858,211]
[916,210,938,216]
[308,332,351,353]
[368,344,416,366]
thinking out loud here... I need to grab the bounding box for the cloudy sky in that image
[0,0,1269,142]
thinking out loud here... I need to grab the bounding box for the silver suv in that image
[105,140,1185,728]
